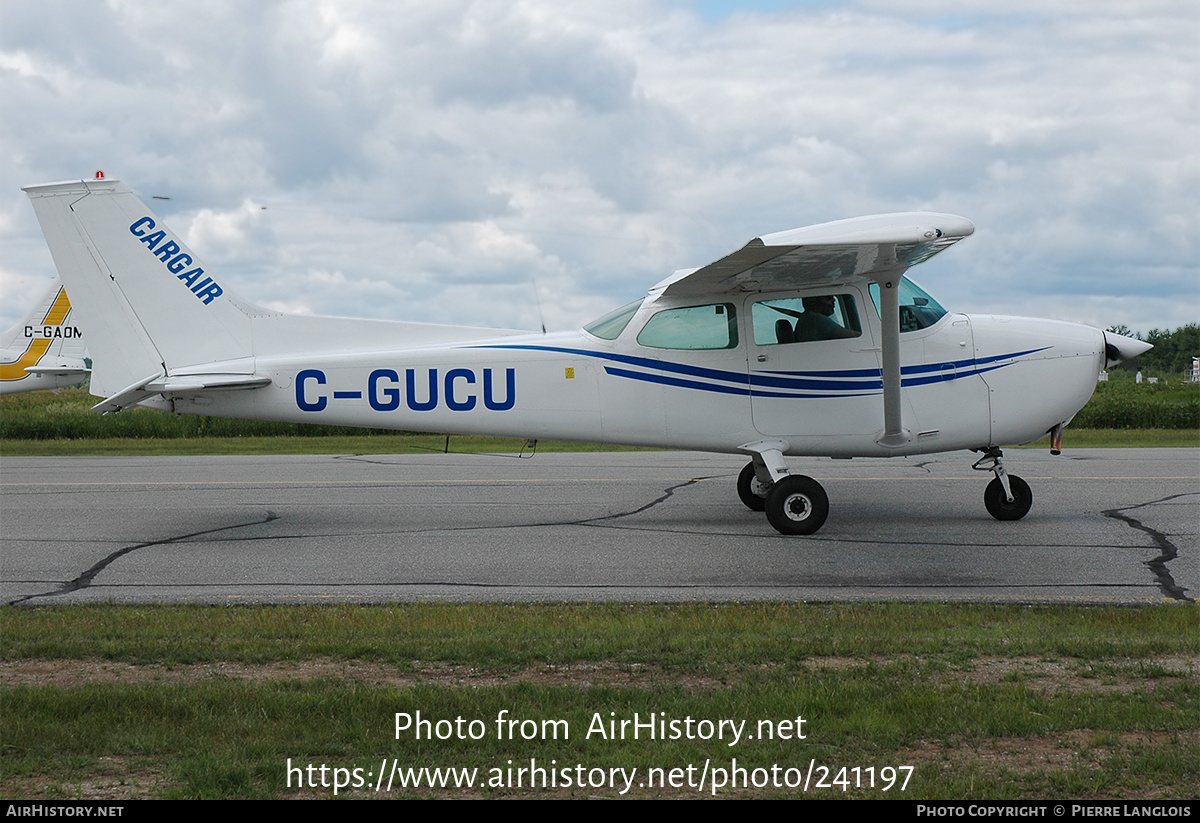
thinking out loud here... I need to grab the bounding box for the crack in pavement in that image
[582,476,713,524]
[332,451,536,466]
[11,480,1190,602]
[1102,493,1195,602]
[334,454,443,466]
[6,480,711,599]
[8,511,279,606]
[5,481,707,603]
[313,475,718,535]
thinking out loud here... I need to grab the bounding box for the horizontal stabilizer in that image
[91,371,271,413]
[23,366,89,377]
[146,373,273,394]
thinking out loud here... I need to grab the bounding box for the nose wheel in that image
[974,448,1033,521]
[984,475,1032,520]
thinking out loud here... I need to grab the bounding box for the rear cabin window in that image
[637,303,739,350]
[752,295,862,346]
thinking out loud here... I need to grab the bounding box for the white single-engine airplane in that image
[1,275,89,395]
[24,176,1150,534]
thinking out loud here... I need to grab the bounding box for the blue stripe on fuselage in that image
[472,344,1049,399]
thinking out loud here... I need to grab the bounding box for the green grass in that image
[2,382,1197,454]
[1,386,1195,454]
[1012,429,1197,449]
[4,603,1194,665]
[0,434,643,456]
[1074,375,1199,430]
[2,603,1196,799]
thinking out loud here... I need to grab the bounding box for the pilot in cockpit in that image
[793,294,858,342]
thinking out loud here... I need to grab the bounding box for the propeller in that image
[1102,331,1153,368]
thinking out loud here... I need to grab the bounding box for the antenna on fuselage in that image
[531,278,546,334]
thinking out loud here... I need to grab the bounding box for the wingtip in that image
[759,212,974,247]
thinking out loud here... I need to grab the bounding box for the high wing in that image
[652,213,975,298]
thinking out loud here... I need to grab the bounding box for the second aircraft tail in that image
[0,275,89,395]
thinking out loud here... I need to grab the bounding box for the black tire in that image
[737,462,770,511]
[984,475,1033,521]
[765,475,829,535]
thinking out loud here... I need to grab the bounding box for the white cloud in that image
[1,0,1195,339]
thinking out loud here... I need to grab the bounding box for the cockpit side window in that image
[752,294,862,346]
[584,300,642,340]
[869,277,948,332]
[637,303,739,350]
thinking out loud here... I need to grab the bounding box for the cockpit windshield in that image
[869,276,948,332]
[583,299,643,340]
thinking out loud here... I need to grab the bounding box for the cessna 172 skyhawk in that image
[1,274,89,395]
[23,176,1150,534]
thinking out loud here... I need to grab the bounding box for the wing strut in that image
[875,251,911,448]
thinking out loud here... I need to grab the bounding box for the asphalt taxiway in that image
[1,449,1195,605]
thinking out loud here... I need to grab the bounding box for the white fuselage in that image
[157,291,1106,457]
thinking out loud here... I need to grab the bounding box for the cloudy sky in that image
[2,0,1196,337]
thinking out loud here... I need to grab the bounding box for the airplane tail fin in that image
[0,275,89,393]
[23,178,256,398]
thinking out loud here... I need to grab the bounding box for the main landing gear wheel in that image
[984,475,1032,521]
[737,461,770,511]
[765,475,829,535]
